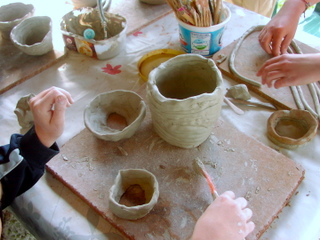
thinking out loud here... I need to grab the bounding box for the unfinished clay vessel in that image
[147,54,224,148]
[139,0,166,4]
[267,109,318,149]
[10,16,53,56]
[84,90,146,142]
[14,93,35,129]
[0,2,34,39]
[109,169,159,220]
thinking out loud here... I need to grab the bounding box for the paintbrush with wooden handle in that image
[194,158,248,240]
[193,158,219,199]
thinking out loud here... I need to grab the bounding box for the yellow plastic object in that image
[137,49,185,82]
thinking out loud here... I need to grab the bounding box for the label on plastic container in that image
[178,22,225,57]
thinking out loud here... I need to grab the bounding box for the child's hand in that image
[29,87,74,147]
[191,191,255,240]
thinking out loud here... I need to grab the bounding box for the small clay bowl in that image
[84,90,146,142]
[267,109,318,149]
[109,169,159,220]
[10,16,53,56]
[0,2,34,39]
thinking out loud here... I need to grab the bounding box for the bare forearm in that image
[280,0,320,15]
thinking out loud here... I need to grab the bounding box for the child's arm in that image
[0,87,73,209]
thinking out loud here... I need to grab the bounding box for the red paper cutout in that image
[102,64,122,75]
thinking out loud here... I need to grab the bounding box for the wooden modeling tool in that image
[193,158,219,199]
[224,97,245,115]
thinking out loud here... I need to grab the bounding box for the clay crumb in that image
[224,147,235,152]
[99,192,105,199]
[117,146,128,156]
[212,162,218,169]
[61,154,69,161]
[245,191,252,201]
[216,54,227,64]
[149,139,163,153]
[217,140,223,146]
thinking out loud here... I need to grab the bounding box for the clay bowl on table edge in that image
[0,2,34,39]
[10,16,53,56]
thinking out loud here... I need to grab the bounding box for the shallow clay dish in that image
[10,16,53,56]
[0,2,34,39]
[84,90,146,142]
[109,169,159,220]
[267,109,318,149]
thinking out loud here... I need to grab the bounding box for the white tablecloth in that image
[0,1,319,239]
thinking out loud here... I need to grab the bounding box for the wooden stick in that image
[214,0,221,24]
[178,7,195,25]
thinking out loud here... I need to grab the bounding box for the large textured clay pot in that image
[147,54,224,148]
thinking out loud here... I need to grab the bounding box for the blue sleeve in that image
[0,126,59,210]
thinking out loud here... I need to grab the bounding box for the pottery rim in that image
[267,109,318,149]
[10,16,53,56]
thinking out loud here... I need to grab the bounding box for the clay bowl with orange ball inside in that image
[109,169,159,220]
[267,109,318,149]
[84,90,146,142]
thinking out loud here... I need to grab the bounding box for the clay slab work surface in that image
[212,31,319,111]
[47,112,304,240]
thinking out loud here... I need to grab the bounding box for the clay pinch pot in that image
[10,16,53,56]
[84,90,146,142]
[109,169,160,220]
[267,109,318,149]
[147,54,224,148]
[0,2,34,40]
